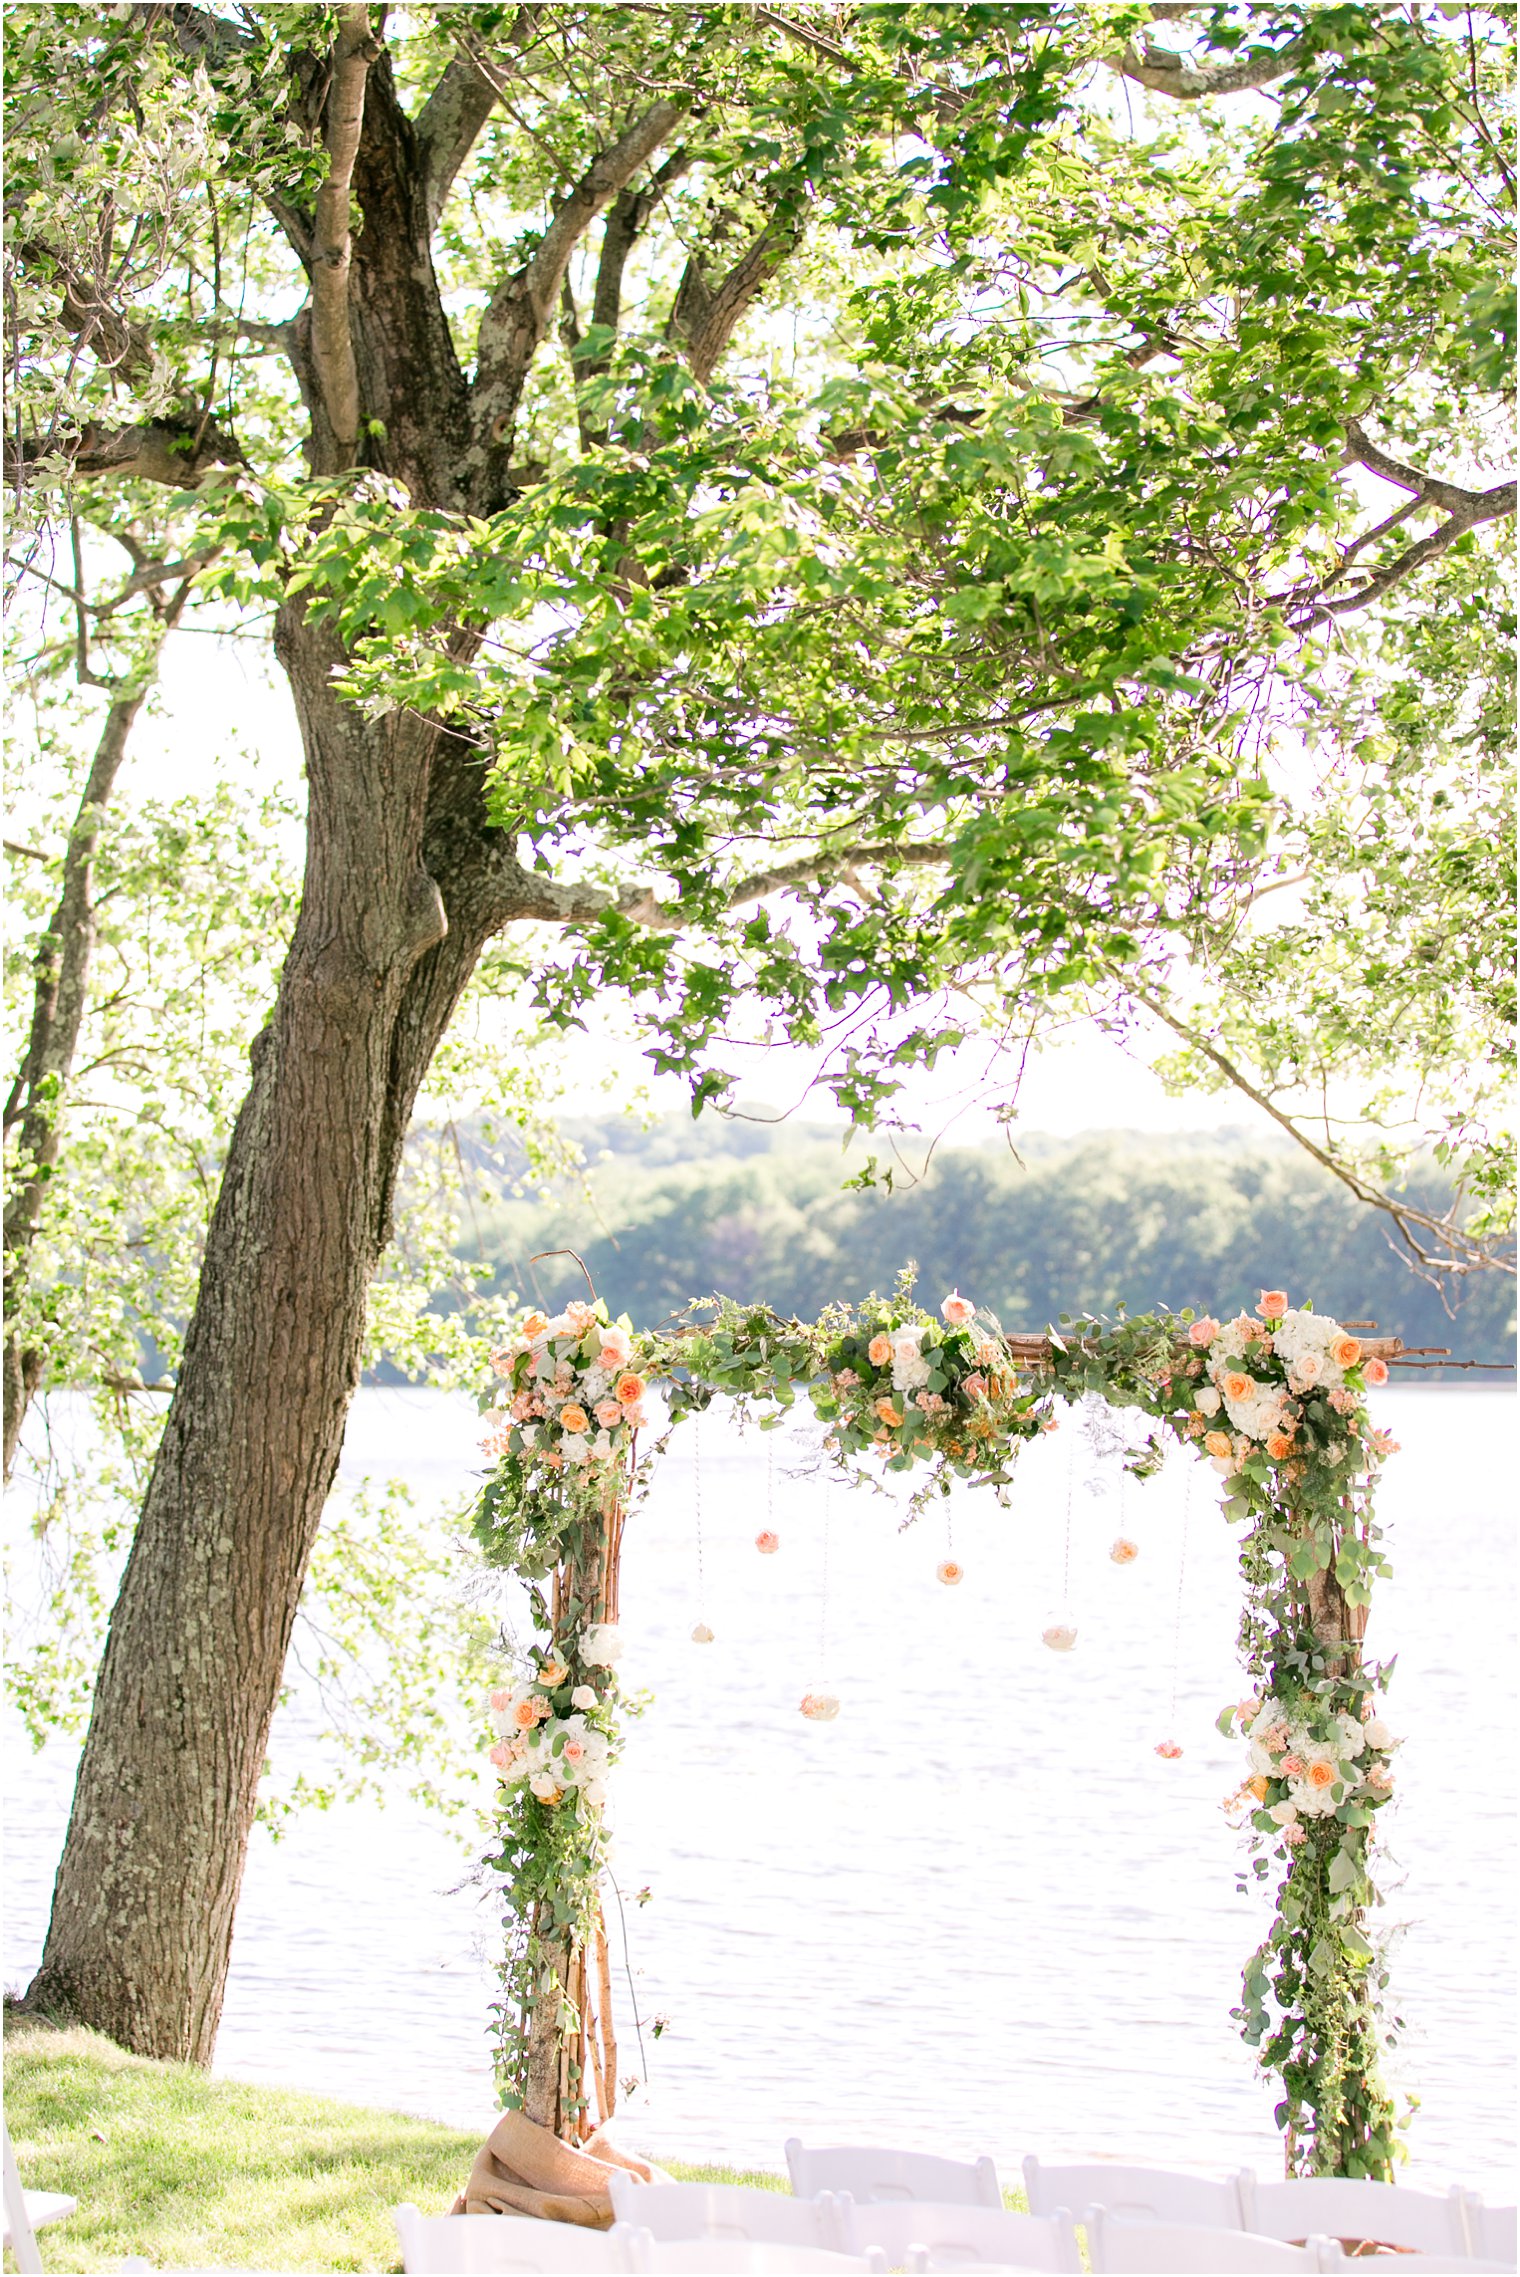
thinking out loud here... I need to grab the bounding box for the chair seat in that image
[3,2189,78,2242]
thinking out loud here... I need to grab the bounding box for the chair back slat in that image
[1025,2157,1242,2228]
[840,2196,1081,2271]
[392,2204,630,2272]
[607,2178,843,2249]
[785,2140,1001,2208]
[1086,2206,1339,2273]
[1237,2174,1471,2257]
[624,2234,887,2274]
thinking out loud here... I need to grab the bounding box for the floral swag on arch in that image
[467,1281,1406,2182]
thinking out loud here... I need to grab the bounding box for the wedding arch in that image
[468,1282,1412,2182]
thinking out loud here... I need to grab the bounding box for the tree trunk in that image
[22,611,472,2056]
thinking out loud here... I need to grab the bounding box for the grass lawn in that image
[3,2016,782,2273]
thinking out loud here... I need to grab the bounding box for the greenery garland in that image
[470,1281,1402,2174]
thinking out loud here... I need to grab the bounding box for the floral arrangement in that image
[470,1278,1404,2177]
[482,1299,650,1489]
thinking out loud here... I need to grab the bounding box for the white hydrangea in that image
[580,1622,624,1666]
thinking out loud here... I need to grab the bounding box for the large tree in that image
[4,0,1512,2060]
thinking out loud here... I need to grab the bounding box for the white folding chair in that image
[839,2196,1081,2271]
[393,2204,633,2272]
[607,2177,847,2250]
[1085,2206,1344,2273]
[622,2239,887,2276]
[2,2122,77,2277]
[786,2139,1002,2208]
[1459,2194,1519,2264]
[1024,2156,1241,2227]
[1238,2173,1474,2257]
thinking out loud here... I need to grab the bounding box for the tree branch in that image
[469,99,684,495]
[499,837,954,932]
[1112,24,1311,101]
[1295,420,1517,622]
[666,207,804,386]
[415,11,548,233]
[3,415,242,490]
[1123,972,1514,1280]
[308,4,378,468]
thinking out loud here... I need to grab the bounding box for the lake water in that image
[5,1385,1514,2197]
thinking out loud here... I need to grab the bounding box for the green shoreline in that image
[2,2017,782,2273]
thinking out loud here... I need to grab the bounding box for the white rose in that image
[529,1769,562,1801]
[580,1622,625,1667]
[1268,1800,1299,1826]
[1195,1386,1222,1416]
[1362,1717,1398,1751]
[571,1684,598,1710]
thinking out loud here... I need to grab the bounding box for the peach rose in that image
[867,1333,894,1367]
[1256,1290,1289,1319]
[1306,1759,1337,1792]
[1331,1333,1362,1368]
[599,1328,633,1369]
[1109,1537,1140,1565]
[1280,1753,1306,1778]
[558,1404,590,1436]
[615,1372,646,1406]
[1204,1430,1233,1459]
[936,1559,964,1585]
[1188,1318,1220,1347]
[595,1400,623,1428]
[941,1292,976,1326]
[1221,1370,1254,1403]
[755,1530,779,1554]
[874,1397,904,1426]
[489,1688,513,1713]
[1265,1431,1294,1461]
[488,1739,517,1770]
[512,1696,547,1731]
[1363,1356,1389,1386]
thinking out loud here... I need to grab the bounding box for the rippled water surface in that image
[5,1384,1513,2194]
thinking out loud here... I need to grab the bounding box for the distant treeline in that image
[435,1118,1514,1369]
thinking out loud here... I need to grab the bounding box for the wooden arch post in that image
[523,1462,630,2141]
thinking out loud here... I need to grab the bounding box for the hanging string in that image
[690,1411,713,1642]
[1044,1431,1079,1649]
[937,1505,962,1585]
[1169,1453,1193,1727]
[1152,1448,1192,1757]
[819,1474,831,1667]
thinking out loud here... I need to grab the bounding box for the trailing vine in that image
[470,1281,1403,2174]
